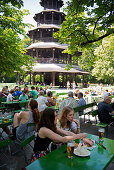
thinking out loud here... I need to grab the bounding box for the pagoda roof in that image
[26,42,68,50]
[40,0,64,9]
[23,63,89,75]
[27,24,60,33]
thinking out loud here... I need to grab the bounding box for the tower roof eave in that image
[23,63,89,75]
[27,24,60,34]
[26,42,68,50]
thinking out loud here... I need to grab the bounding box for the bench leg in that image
[95,116,97,124]
[105,126,108,138]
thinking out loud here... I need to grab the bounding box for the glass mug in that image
[98,128,104,141]
[67,141,75,158]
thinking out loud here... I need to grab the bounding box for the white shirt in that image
[7,93,13,102]
[37,96,48,112]
[59,97,79,120]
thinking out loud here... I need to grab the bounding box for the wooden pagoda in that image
[24,0,89,87]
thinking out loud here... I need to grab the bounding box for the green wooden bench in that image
[110,95,114,99]
[74,102,97,123]
[11,122,36,164]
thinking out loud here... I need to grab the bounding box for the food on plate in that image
[75,143,79,148]
[82,138,94,147]
[74,143,90,156]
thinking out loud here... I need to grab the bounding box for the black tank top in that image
[33,134,52,152]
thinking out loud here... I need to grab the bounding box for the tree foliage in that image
[0,0,23,8]
[92,36,114,83]
[0,1,33,77]
[54,0,114,53]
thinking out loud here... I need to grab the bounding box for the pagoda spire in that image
[40,0,64,11]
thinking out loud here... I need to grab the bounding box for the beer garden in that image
[0,0,114,170]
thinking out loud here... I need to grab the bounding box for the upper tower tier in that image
[40,0,64,11]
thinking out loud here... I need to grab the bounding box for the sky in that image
[21,0,68,37]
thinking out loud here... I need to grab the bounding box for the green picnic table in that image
[48,105,59,110]
[26,134,114,170]
[0,118,13,128]
[1,100,30,111]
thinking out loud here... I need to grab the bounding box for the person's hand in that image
[73,119,80,127]
[77,133,87,139]
[82,138,94,146]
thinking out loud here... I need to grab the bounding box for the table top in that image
[1,100,29,104]
[26,134,114,170]
[0,118,13,128]
[48,105,59,110]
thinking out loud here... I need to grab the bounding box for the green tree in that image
[0,0,23,8]
[54,0,114,53]
[0,1,33,77]
[21,36,31,48]
[92,36,114,83]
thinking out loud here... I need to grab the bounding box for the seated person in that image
[59,91,79,119]
[77,92,86,106]
[31,108,87,162]
[24,85,29,94]
[13,87,22,98]
[47,91,55,106]
[98,96,114,124]
[103,90,110,99]
[58,106,80,134]
[29,86,38,99]
[0,88,7,102]
[1,87,8,96]
[6,89,15,102]
[37,90,50,114]
[13,99,40,141]
[77,92,86,116]
[19,90,28,101]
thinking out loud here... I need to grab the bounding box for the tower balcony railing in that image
[37,58,77,65]
[39,20,61,25]
[35,37,58,43]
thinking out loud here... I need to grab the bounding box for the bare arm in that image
[46,102,51,107]
[39,127,87,143]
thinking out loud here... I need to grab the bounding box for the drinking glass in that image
[67,141,75,158]
[98,128,104,141]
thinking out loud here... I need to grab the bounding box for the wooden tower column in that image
[52,12,54,24]
[52,72,55,86]
[32,73,35,85]
[30,72,32,85]
[83,74,84,88]
[16,72,18,84]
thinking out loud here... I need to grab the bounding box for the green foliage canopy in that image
[92,36,114,83]
[54,0,114,53]
[0,1,33,77]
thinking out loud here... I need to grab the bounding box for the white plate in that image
[74,149,90,157]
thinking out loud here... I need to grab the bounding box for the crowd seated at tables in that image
[0,84,114,167]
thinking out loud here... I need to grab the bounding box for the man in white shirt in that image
[37,90,50,114]
[59,91,79,119]
[7,89,15,102]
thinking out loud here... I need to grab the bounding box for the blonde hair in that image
[59,106,74,129]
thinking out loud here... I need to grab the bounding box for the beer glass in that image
[98,128,104,141]
[67,141,75,158]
